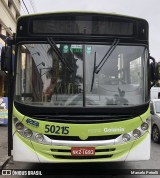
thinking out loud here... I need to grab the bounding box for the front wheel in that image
[152,125,160,143]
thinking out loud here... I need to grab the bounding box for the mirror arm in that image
[150,56,156,87]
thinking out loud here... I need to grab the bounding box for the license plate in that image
[71,147,95,156]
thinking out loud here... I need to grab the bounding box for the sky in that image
[25,0,160,61]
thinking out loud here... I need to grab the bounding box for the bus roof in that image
[17,11,148,23]
[16,12,148,42]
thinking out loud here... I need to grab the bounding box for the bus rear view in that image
[1,12,158,162]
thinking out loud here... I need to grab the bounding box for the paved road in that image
[0,125,9,169]
[1,140,160,178]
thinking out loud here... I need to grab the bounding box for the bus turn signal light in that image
[15,122,24,131]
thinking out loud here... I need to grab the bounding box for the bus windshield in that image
[15,42,148,107]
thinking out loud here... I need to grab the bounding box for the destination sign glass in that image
[32,15,134,36]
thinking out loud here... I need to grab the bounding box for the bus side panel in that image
[13,133,39,162]
[125,131,150,161]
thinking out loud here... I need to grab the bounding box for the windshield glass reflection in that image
[15,43,148,107]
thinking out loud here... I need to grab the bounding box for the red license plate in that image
[71,147,95,156]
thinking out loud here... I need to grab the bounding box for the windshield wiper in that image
[90,52,97,92]
[94,39,120,74]
[47,37,73,73]
[90,39,120,92]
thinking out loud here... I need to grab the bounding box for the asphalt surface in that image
[0,125,10,169]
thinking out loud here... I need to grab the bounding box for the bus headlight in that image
[35,134,44,143]
[133,129,141,138]
[122,134,130,142]
[15,122,24,131]
[23,129,33,138]
[120,119,150,143]
[14,118,49,143]
[141,122,149,131]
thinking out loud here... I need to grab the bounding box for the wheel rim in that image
[152,126,159,142]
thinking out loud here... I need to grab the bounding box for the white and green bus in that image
[1,12,159,162]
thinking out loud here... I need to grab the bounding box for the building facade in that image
[0,0,21,97]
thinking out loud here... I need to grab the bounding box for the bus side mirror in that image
[157,62,160,80]
[1,46,11,71]
[150,56,156,87]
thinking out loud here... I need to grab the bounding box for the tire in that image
[152,125,160,143]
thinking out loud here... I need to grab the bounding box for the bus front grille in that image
[45,134,120,141]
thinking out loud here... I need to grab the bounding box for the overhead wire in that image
[21,3,27,14]
[21,0,30,14]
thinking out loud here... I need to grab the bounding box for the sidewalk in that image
[0,125,10,169]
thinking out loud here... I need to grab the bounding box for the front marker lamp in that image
[23,129,33,138]
[141,122,149,131]
[133,129,141,138]
[35,134,44,143]
[15,122,24,131]
[122,134,130,142]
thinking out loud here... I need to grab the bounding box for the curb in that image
[0,156,12,170]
